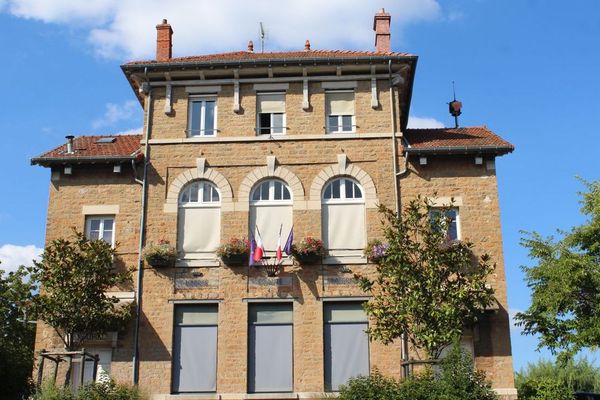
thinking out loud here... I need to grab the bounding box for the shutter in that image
[326,92,354,116]
[322,203,365,256]
[172,305,218,393]
[257,93,285,113]
[178,207,221,255]
[248,303,293,393]
[324,302,369,391]
[249,205,293,252]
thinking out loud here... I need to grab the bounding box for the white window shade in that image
[178,207,221,256]
[322,203,365,256]
[257,93,285,113]
[249,204,293,252]
[326,92,355,116]
[71,348,112,389]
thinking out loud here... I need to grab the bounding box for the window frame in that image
[256,92,287,136]
[428,208,461,241]
[250,179,293,205]
[187,96,218,137]
[325,90,356,134]
[179,180,221,208]
[85,215,115,247]
[322,177,364,204]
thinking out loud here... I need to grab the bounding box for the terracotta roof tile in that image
[32,134,143,165]
[403,126,514,154]
[125,49,413,65]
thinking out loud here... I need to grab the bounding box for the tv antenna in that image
[259,22,266,53]
[448,81,462,128]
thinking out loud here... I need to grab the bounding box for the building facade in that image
[32,10,517,400]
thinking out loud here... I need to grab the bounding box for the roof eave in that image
[31,154,143,167]
[404,145,514,156]
[121,54,418,73]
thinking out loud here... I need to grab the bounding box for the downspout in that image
[388,60,400,215]
[389,60,411,378]
[132,69,152,385]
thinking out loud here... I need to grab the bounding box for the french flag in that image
[276,224,283,262]
[283,226,293,256]
[252,227,264,263]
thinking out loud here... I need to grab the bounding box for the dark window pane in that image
[190,184,199,202]
[189,101,202,136]
[324,185,332,199]
[204,101,215,135]
[282,186,291,200]
[203,183,211,202]
[274,181,282,200]
[259,113,271,135]
[345,180,354,199]
[261,182,269,200]
[328,116,338,132]
[341,115,353,131]
[332,179,340,198]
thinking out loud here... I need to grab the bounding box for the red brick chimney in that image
[156,19,173,61]
[373,9,391,53]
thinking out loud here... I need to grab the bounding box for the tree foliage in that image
[0,264,37,400]
[515,180,600,361]
[515,358,600,395]
[30,231,133,350]
[356,197,495,359]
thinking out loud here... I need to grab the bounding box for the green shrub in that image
[518,377,575,400]
[338,344,497,400]
[516,358,600,394]
[338,371,401,400]
[31,380,144,400]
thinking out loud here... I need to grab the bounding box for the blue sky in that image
[0,0,599,373]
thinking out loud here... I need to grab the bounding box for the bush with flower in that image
[216,237,249,258]
[143,239,177,267]
[364,239,389,263]
[292,237,326,264]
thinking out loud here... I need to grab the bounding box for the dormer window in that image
[257,93,286,135]
[187,96,217,137]
[325,91,355,133]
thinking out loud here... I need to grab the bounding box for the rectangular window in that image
[326,91,355,133]
[257,93,286,135]
[85,216,115,246]
[324,302,369,391]
[70,348,112,389]
[429,208,459,240]
[187,97,217,136]
[172,304,218,393]
[248,303,293,393]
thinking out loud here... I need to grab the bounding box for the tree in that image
[0,264,37,400]
[356,197,495,359]
[515,180,600,361]
[30,231,133,351]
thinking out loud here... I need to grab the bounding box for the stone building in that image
[32,9,517,400]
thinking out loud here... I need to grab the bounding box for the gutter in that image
[30,154,141,166]
[132,75,152,385]
[121,55,418,73]
[404,145,514,156]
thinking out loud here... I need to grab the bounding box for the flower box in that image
[220,253,248,266]
[143,240,177,268]
[294,252,321,265]
[145,254,177,268]
[292,237,325,265]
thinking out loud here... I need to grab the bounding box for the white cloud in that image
[2,0,442,59]
[113,126,142,136]
[92,100,140,129]
[407,116,445,128]
[0,244,43,273]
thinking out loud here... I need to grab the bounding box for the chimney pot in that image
[304,40,311,51]
[248,40,254,52]
[373,9,391,53]
[65,135,75,154]
[156,19,173,61]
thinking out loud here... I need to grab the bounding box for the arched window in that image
[249,179,293,254]
[178,180,221,259]
[322,177,366,257]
